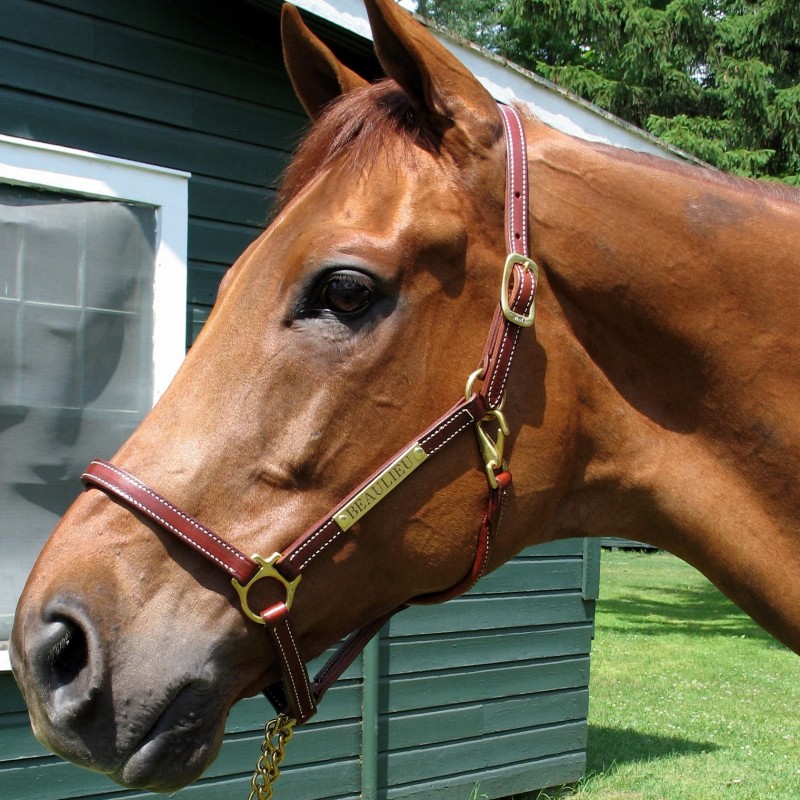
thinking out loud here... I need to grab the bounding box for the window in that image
[0,136,188,665]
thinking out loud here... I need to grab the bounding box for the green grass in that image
[536,549,800,800]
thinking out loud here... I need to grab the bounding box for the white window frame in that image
[0,135,189,670]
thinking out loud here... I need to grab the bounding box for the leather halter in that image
[81,103,537,727]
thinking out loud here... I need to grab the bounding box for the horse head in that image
[16,0,800,791]
[10,0,574,789]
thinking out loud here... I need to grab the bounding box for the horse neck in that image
[522,120,800,650]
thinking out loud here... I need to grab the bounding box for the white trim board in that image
[0,135,190,404]
[0,137,190,666]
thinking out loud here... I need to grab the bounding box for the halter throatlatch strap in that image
[80,103,536,728]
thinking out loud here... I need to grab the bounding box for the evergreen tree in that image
[414,0,800,182]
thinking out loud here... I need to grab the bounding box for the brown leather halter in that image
[81,103,537,729]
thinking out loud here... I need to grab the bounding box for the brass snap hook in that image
[475,408,510,490]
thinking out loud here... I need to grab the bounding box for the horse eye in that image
[316,271,374,317]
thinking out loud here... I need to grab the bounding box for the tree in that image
[412,0,800,183]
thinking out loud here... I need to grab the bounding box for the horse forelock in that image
[277,79,441,211]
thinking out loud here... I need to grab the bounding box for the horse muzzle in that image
[10,591,229,790]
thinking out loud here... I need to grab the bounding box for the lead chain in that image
[248,714,296,800]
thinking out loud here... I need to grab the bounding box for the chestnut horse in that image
[10,0,800,792]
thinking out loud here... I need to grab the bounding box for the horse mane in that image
[277,80,440,210]
[279,80,800,213]
[591,139,800,205]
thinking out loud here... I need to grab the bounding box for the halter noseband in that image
[80,103,537,729]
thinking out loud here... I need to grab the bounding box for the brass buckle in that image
[501,252,538,328]
[475,408,510,490]
[232,553,302,625]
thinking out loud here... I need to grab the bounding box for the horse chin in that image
[111,683,228,791]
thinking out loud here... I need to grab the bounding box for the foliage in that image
[413,0,800,182]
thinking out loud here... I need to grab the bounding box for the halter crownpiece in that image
[80,102,537,797]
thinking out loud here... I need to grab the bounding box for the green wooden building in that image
[0,1,693,797]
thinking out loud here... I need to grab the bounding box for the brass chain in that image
[247,714,296,800]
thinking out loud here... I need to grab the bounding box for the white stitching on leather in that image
[269,617,314,714]
[488,268,535,404]
[88,461,252,569]
[292,519,341,571]
[511,108,529,253]
[501,108,516,253]
[500,105,529,255]
[83,472,240,578]
[419,407,475,455]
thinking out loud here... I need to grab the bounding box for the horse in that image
[10,0,800,792]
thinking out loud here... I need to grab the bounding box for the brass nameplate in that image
[334,443,428,532]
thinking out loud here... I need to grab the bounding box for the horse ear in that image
[363,0,500,143]
[281,4,369,120]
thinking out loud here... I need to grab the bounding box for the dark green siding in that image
[0,1,600,797]
[0,0,380,347]
[376,540,598,799]
[1,540,598,799]
[0,0,302,345]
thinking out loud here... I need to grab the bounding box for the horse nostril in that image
[26,601,103,723]
[47,617,89,690]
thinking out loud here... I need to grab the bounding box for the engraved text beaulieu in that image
[334,444,428,531]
